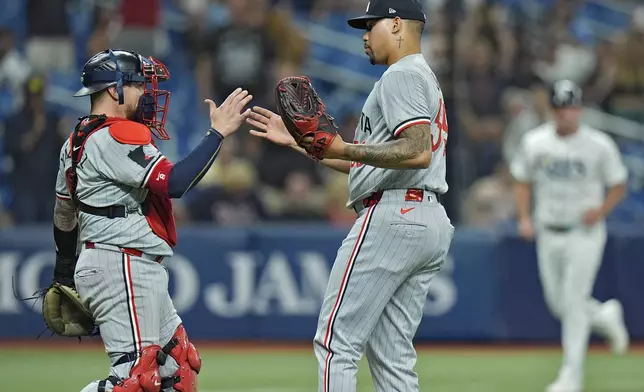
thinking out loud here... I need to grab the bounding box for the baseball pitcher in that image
[45,49,252,392]
[246,1,453,391]
[511,80,629,392]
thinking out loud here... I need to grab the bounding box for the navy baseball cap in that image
[348,0,427,30]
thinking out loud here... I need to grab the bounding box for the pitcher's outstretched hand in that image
[246,106,297,147]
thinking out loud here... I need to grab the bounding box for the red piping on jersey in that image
[393,117,432,137]
[123,254,143,360]
[145,157,173,196]
[322,205,376,392]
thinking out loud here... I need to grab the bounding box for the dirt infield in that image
[2,339,643,353]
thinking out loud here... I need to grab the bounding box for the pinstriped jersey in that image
[55,127,173,256]
[347,54,449,208]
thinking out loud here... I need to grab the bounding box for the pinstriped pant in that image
[74,247,182,391]
[314,190,454,392]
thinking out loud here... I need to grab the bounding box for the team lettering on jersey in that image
[536,155,587,181]
[350,113,372,168]
[359,113,372,135]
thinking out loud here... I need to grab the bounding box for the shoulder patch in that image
[108,121,152,145]
[128,145,157,168]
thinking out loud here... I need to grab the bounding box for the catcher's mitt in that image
[25,250,96,338]
[275,76,339,160]
[42,282,95,337]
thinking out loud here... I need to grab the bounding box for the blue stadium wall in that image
[1,224,643,341]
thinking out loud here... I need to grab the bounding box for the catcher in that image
[46,49,252,392]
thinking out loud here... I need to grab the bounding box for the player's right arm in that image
[164,89,253,197]
[514,182,533,237]
[246,106,351,174]
[510,135,535,240]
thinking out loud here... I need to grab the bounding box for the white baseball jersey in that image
[55,127,173,256]
[510,123,628,226]
[347,54,449,208]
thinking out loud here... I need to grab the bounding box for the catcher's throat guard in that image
[275,76,339,160]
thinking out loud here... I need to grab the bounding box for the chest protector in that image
[66,115,177,248]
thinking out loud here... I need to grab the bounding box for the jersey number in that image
[431,98,448,156]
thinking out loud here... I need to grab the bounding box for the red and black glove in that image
[275,76,339,160]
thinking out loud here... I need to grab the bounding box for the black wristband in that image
[54,224,78,258]
[54,224,79,285]
[54,255,76,286]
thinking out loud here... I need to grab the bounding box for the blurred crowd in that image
[451,0,644,227]
[0,0,641,228]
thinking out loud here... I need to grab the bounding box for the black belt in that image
[78,202,126,219]
[544,225,574,233]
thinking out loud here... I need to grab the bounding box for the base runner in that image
[511,79,630,392]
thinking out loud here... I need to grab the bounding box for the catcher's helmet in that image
[550,79,582,108]
[74,49,172,140]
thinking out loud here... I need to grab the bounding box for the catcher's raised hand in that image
[205,88,253,137]
[247,106,298,147]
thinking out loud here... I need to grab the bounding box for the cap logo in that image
[389,8,396,13]
[553,80,580,104]
[555,88,569,103]
[366,1,370,12]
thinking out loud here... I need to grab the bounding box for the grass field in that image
[1,343,643,392]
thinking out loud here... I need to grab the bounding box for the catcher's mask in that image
[74,49,172,140]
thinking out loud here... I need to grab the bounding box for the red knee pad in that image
[158,324,201,392]
[113,345,163,392]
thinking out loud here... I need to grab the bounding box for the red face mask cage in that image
[141,56,171,140]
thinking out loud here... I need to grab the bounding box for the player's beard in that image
[125,101,140,121]
[365,46,377,65]
[367,50,378,65]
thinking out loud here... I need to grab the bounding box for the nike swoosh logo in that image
[400,207,415,215]
[73,146,81,152]
[154,381,161,386]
